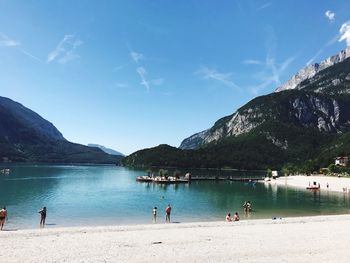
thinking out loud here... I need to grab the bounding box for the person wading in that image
[165,204,171,223]
[0,207,8,231]
[38,207,47,227]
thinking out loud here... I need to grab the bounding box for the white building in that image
[335,157,348,166]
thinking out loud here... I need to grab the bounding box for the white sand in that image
[265,175,350,193]
[1,215,350,262]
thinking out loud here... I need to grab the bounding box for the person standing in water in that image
[38,207,47,227]
[0,207,7,231]
[165,204,171,223]
[152,207,157,223]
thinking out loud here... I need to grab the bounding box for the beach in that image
[1,214,350,262]
[266,175,350,193]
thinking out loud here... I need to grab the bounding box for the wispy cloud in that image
[136,67,150,91]
[257,2,272,11]
[129,48,163,91]
[305,35,338,65]
[250,55,295,95]
[0,33,20,47]
[196,66,240,90]
[18,48,42,63]
[0,32,42,62]
[339,21,350,46]
[243,59,262,65]
[130,51,144,64]
[325,10,335,22]
[245,27,295,94]
[47,35,83,64]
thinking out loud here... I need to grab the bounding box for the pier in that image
[136,173,265,184]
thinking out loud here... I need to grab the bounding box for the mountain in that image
[124,48,350,170]
[180,53,350,150]
[88,144,124,156]
[0,96,122,164]
[275,46,350,92]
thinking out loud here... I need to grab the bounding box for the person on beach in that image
[152,207,157,223]
[0,207,8,231]
[38,207,47,227]
[165,204,171,223]
[226,213,232,222]
[234,212,240,221]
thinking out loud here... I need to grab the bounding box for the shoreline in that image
[264,175,350,193]
[1,214,350,262]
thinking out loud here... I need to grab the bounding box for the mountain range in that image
[88,144,124,156]
[0,96,122,164]
[123,47,350,171]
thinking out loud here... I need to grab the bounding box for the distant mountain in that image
[0,96,122,164]
[124,48,350,170]
[88,144,124,156]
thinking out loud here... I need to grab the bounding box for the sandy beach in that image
[1,214,350,262]
[266,175,350,193]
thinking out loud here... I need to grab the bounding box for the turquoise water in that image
[0,164,349,229]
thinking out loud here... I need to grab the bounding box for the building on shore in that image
[335,156,348,166]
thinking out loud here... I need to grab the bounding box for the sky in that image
[1,0,350,155]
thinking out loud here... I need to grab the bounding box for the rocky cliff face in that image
[180,92,350,149]
[275,46,350,92]
[180,49,350,150]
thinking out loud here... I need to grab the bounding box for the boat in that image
[136,175,153,182]
[0,169,10,175]
[306,186,320,190]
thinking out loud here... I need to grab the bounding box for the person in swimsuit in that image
[0,207,8,231]
[226,213,232,222]
[38,207,47,227]
[152,207,157,223]
[165,204,171,223]
[234,212,240,221]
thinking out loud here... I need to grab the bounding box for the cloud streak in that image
[0,32,42,62]
[129,49,163,91]
[196,66,240,90]
[47,35,83,64]
[136,67,151,91]
[244,27,295,94]
[243,59,262,65]
[257,2,272,11]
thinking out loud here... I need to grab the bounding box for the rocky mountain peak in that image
[275,46,350,92]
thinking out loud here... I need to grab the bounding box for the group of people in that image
[225,201,253,222]
[0,206,46,231]
[153,204,172,223]
[226,212,240,222]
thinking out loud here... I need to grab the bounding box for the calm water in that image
[0,164,349,229]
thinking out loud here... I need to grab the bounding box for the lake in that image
[0,164,349,229]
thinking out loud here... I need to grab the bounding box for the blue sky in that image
[1,0,350,155]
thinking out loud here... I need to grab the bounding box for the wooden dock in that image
[136,175,264,184]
